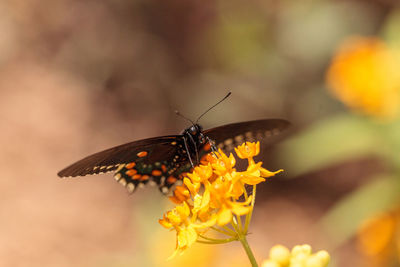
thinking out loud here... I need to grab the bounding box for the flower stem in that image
[244,185,257,233]
[198,234,236,243]
[211,226,236,237]
[232,216,258,267]
[238,235,258,267]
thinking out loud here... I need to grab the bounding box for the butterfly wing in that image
[203,119,290,151]
[57,135,183,178]
[58,119,289,194]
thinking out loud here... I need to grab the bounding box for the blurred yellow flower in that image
[159,142,283,260]
[261,244,330,267]
[326,36,400,118]
[357,210,400,266]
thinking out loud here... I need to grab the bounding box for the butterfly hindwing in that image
[113,160,175,194]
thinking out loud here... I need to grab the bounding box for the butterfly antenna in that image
[175,110,195,125]
[195,91,231,123]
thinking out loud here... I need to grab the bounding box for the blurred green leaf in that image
[277,114,381,177]
[374,118,400,168]
[319,174,400,247]
[383,9,400,47]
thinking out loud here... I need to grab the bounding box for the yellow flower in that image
[326,36,400,118]
[211,149,236,176]
[235,141,260,165]
[209,177,253,225]
[357,209,400,266]
[159,201,217,258]
[191,164,214,183]
[184,164,214,197]
[169,185,190,204]
[235,162,283,186]
[358,212,395,257]
[160,141,283,258]
[261,244,330,267]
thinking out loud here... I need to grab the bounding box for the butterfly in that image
[57,119,289,194]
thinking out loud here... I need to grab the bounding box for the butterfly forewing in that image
[57,136,183,177]
[204,119,289,152]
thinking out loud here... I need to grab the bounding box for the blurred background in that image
[2,0,400,266]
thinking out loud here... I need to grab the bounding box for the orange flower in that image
[169,185,190,204]
[326,36,400,118]
[358,211,398,265]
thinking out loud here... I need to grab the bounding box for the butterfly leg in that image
[187,133,200,165]
[183,135,195,168]
[206,136,219,157]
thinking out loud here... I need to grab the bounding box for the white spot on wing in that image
[127,183,135,193]
[119,178,127,186]
[114,173,121,181]
[224,138,233,146]
[115,164,125,172]
[161,187,169,194]
[234,135,244,144]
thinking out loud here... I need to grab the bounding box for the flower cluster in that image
[326,36,400,118]
[159,141,282,258]
[261,244,330,267]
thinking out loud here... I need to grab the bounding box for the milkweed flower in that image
[357,210,400,266]
[159,142,283,264]
[261,244,330,267]
[326,36,400,118]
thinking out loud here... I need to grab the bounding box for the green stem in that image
[233,198,243,230]
[232,216,258,267]
[221,225,237,235]
[238,235,258,267]
[197,235,237,244]
[211,226,236,237]
[197,240,230,245]
[244,185,256,233]
[243,184,249,200]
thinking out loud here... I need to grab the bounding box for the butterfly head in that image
[189,124,202,135]
[183,124,206,144]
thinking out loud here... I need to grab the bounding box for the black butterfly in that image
[57,119,289,194]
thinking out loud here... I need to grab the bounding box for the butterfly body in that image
[58,119,289,194]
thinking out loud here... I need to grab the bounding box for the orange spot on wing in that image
[152,170,162,176]
[141,175,150,181]
[133,174,142,180]
[167,176,177,184]
[161,165,167,172]
[203,143,211,151]
[125,169,137,176]
[126,162,136,169]
[137,151,148,157]
[200,155,208,164]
